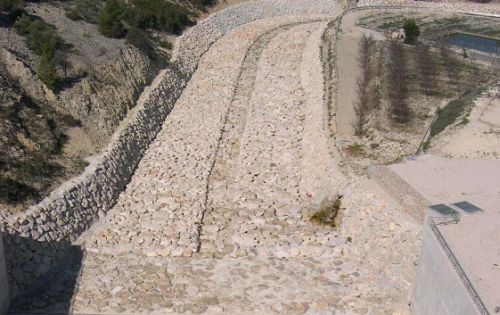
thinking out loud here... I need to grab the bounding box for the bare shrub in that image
[439,43,460,79]
[416,43,438,94]
[354,34,376,136]
[310,196,342,227]
[387,41,410,123]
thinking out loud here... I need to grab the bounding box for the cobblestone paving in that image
[69,17,421,315]
[73,182,420,314]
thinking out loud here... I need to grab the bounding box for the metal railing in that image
[428,215,490,315]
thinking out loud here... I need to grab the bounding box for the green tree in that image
[38,43,59,90]
[403,19,420,45]
[99,0,126,38]
[0,0,21,13]
[14,15,61,55]
[129,0,190,33]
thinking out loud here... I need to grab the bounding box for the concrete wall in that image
[0,234,10,315]
[412,223,480,315]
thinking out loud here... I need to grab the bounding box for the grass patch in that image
[310,196,342,227]
[345,143,366,157]
[429,89,481,138]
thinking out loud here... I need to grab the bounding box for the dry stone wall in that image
[0,0,341,300]
[357,0,500,16]
[1,68,184,297]
[172,0,339,76]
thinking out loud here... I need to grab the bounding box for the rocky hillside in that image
[0,65,84,215]
[0,0,218,213]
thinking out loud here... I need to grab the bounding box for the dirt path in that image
[335,11,385,135]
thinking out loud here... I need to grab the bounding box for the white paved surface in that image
[389,155,500,313]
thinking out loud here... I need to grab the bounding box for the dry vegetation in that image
[354,34,376,136]
[0,0,223,214]
[310,196,343,227]
[344,11,500,170]
[0,69,89,214]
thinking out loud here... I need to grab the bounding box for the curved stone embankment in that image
[172,0,339,76]
[357,0,500,17]
[79,16,331,259]
[300,22,341,208]
[0,0,341,300]
[68,17,420,314]
[201,22,336,258]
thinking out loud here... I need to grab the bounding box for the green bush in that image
[74,0,101,24]
[38,43,59,90]
[158,39,172,50]
[99,0,126,38]
[14,15,62,54]
[14,15,65,89]
[310,196,342,227]
[403,18,420,45]
[129,0,190,34]
[0,0,21,13]
[429,90,479,137]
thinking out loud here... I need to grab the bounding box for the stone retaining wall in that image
[0,0,340,300]
[1,68,184,297]
[357,0,500,16]
[172,0,339,76]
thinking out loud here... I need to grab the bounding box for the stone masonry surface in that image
[0,0,342,301]
[70,19,421,314]
[357,0,500,16]
[1,67,184,297]
[172,0,339,76]
[3,0,500,311]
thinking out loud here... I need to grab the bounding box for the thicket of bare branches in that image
[387,40,410,123]
[354,34,376,136]
[438,42,460,79]
[416,43,438,94]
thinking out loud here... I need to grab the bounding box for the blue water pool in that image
[448,33,500,54]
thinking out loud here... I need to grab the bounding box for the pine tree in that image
[403,19,420,45]
[38,43,59,90]
[99,0,126,38]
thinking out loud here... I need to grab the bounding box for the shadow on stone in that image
[3,233,83,314]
